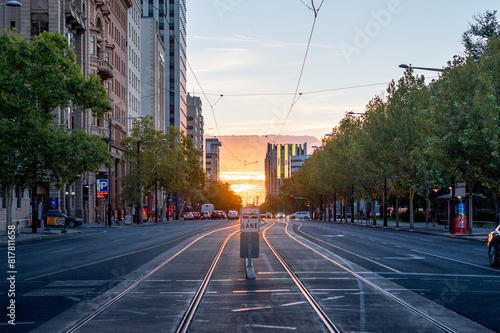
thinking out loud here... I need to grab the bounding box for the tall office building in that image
[164,0,187,133]
[141,0,187,133]
[206,138,222,181]
[187,93,204,165]
[127,0,142,133]
[265,143,309,196]
[141,17,166,131]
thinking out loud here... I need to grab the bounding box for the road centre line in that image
[412,249,500,273]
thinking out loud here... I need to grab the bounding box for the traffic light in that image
[290,195,294,199]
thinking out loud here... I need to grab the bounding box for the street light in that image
[399,64,443,72]
[137,138,166,224]
[347,111,364,115]
[107,116,144,226]
[0,1,22,6]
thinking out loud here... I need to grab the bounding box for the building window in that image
[31,13,49,37]
[90,36,96,55]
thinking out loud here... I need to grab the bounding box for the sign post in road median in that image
[240,207,260,279]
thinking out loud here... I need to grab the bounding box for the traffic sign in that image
[240,207,260,233]
[97,179,108,193]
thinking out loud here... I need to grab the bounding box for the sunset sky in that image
[186,1,499,205]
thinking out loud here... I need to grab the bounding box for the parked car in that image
[488,226,500,266]
[228,210,239,219]
[289,211,310,220]
[42,210,83,228]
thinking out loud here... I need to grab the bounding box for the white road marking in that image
[263,253,274,272]
[279,301,307,307]
[233,289,290,293]
[113,238,126,242]
[244,324,296,330]
[121,309,148,315]
[384,254,425,261]
[231,306,272,312]
[50,248,73,254]
[412,249,500,273]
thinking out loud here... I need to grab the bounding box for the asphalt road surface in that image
[0,219,497,332]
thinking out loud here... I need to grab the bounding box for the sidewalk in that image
[0,219,180,245]
[328,218,492,242]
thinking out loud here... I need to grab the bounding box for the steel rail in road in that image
[175,228,239,333]
[262,222,342,333]
[285,221,458,333]
[66,225,238,333]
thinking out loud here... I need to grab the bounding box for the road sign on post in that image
[240,207,260,279]
[240,207,260,233]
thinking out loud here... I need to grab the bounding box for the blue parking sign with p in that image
[97,179,108,193]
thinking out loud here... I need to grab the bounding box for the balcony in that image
[96,0,111,16]
[98,60,114,80]
[106,97,114,111]
[65,0,87,33]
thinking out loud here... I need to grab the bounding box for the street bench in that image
[473,221,495,228]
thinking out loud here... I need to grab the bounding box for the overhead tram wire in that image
[273,0,325,144]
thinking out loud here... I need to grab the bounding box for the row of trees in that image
[0,31,111,233]
[282,12,500,230]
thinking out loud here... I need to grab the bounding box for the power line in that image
[273,0,324,144]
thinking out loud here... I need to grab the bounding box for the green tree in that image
[427,46,500,231]
[384,69,429,227]
[462,10,499,61]
[121,117,206,220]
[0,30,110,233]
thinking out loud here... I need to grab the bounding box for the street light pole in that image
[399,64,443,72]
[108,116,144,227]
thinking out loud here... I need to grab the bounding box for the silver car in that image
[289,211,310,219]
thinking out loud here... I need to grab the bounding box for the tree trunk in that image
[409,187,414,229]
[371,199,376,225]
[31,183,39,233]
[4,183,14,235]
[395,196,400,228]
[333,193,337,222]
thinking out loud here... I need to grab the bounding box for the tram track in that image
[263,219,464,333]
[65,225,238,333]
